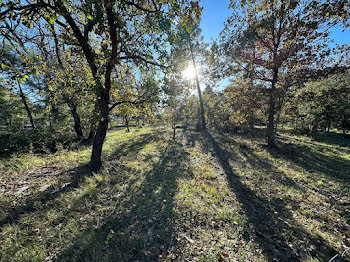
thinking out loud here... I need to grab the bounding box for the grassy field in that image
[0,127,349,262]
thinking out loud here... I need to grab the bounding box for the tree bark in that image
[67,100,83,140]
[18,82,35,130]
[266,69,278,147]
[125,115,130,132]
[188,36,206,131]
[172,113,176,140]
[275,111,281,131]
[89,88,110,172]
[87,123,96,141]
[327,118,331,132]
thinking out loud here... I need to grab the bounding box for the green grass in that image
[0,127,349,261]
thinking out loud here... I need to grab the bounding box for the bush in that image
[0,127,77,157]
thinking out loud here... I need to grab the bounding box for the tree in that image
[318,0,350,28]
[220,0,329,147]
[293,72,350,134]
[0,79,23,130]
[188,30,206,131]
[111,72,160,132]
[170,10,206,131]
[162,69,188,139]
[34,48,94,140]
[0,0,201,171]
[0,45,37,130]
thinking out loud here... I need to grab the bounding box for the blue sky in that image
[200,0,350,45]
[200,0,231,43]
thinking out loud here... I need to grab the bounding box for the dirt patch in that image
[0,166,61,197]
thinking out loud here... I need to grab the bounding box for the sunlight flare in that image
[182,65,198,80]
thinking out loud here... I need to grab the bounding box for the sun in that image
[182,65,198,80]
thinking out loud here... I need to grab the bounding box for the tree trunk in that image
[310,121,318,136]
[266,69,278,147]
[68,101,83,140]
[275,111,281,131]
[188,36,206,131]
[327,118,331,132]
[89,88,110,172]
[125,115,130,132]
[171,109,176,141]
[90,118,108,172]
[248,111,254,130]
[48,111,52,128]
[173,124,176,140]
[18,82,35,130]
[6,115,12,128]
[86,103,99,142]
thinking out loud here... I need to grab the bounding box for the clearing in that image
[0,127,349,262]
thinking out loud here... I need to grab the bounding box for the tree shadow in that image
[0,164,90,228]
[185,131,201,147]
[108,129,166,160]
[56,140,191,262]
[277,129,350,149]
[312,132,350,148]
[277,139,350,185]
[198,130,340,262]
[237,143,305,193]
[197,130,304,193]
[0,129,166,231]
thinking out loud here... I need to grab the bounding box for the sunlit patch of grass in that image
[180,129,350,261]
[0,127,157,176]
[1,127,349,261]
[0,127,171,261]
[0,224,45,262]
[171,136,265,261]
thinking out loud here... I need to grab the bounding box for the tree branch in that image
[109,100,145,111]
[105,1,119,90]
[0,2,48,19]
[54,0,99,82]
[121,0,161,13]
[119,54,168,68]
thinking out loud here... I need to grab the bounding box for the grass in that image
[0,126,349,262]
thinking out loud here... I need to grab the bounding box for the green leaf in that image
[48,17,55,24]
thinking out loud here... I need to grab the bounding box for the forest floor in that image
[0,126,349,262]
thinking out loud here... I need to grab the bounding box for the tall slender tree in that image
[170,19,207,131]
[0,45,37,130]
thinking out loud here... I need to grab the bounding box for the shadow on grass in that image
[198,130,340,262]
[186,131,201,147]
[277,129,350,148]
[108,129,166,160]
[189,130,303,193]
[56,140,191,262]
[277,139,350,185]
[312,132,350,148]
[0,164,90,228]
[0,129,166,231]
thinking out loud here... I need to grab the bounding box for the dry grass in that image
[0,127,349,261]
